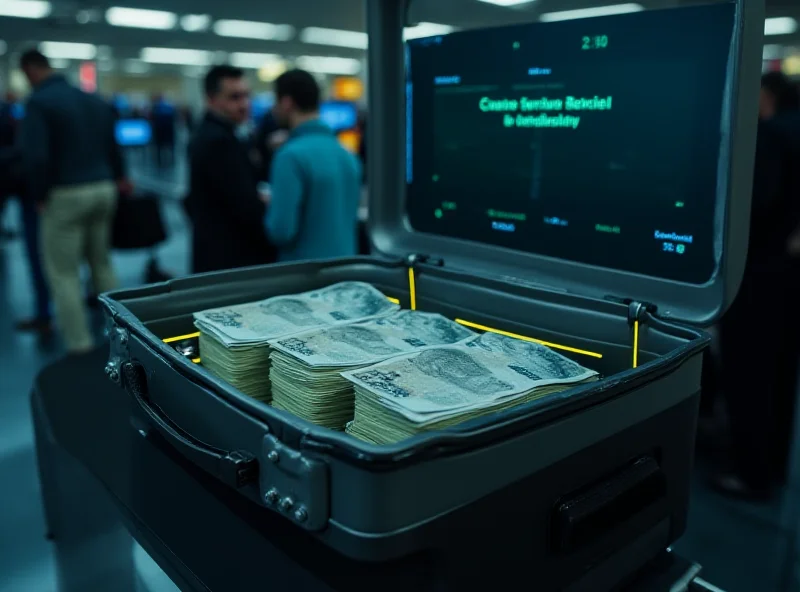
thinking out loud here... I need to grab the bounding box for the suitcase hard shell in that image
[99,1,764,589]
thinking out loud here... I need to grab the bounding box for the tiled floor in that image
[1,160,798,591]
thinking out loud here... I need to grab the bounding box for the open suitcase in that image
[100,1,763,590]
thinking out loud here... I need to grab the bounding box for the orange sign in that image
[331,77,364,102]
[338,130,361,154]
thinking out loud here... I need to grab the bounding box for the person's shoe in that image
[15,318,53,334]
[710,473,773,502]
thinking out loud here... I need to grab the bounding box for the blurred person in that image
[0,89,52,332]
[714,72,800,499]
[19,49,131,354]
[251,106,287,183]
[264,70,362,261]
[185,65,276,273]
[151,94,177,168]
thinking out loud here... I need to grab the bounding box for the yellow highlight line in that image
[408,268,417,310]
[387,297,400,304]
[455,318,603,359]
[632,320,639,369]
[191,357,201,364]
[163,331,200,344]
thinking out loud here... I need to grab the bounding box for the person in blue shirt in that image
[265,69,362,262]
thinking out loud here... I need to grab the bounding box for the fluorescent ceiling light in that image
[0,0,51,19]
[295,55,361,75]
[259,62,287,82]
[476,0,536,6]
[49,58,70,69]
[540,3,643,22]
[765,17,798,36]
[106,7,177,30]
[230,52,283,69]
[181,14,211,32]
[404,22,456,40]
[141,47,212,66]
[300,27,368,49]
[40,41,97,60]
[213,20,294,41]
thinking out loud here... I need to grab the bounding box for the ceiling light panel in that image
[404,22,456,40]
[296,55,361,75]
[539,3,644,22]
[476,0,536,6]
[140,47,212,66]
[40,41,97,60]
[213,20,294,41]
[765,17,798,37]
[0,0,51,19]
[230,52,283,69]
[181,14,211,32]
[106,7,177,30]
[300,27,368,49]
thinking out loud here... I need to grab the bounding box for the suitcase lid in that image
[365,0,764,325]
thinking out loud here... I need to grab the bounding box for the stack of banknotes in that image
[194,282,399,402]
[269,310,476,429]
[343,332,599,444]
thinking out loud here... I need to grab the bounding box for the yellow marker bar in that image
[455,318,603,359]
[191,357,201,364]
[163,331,200,344]
[632,320,640,368]
[387,297,400,304]
[408,268,417,310]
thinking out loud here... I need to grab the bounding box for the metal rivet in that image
[293,508,307,523]
[264,488,279,505]
[267,451,279,463]
[279,497,294,513]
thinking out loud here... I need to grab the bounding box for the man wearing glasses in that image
[185,65,276,273]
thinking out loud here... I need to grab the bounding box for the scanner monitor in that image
[405,3,736,284]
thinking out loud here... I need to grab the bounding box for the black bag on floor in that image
[112,191,167,250]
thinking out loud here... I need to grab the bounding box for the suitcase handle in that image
[551,456,666,553]
[122,361,258,489]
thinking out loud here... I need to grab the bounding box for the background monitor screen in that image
[405,3,736,284]
[320,101,358,132]
[115,119,152,147]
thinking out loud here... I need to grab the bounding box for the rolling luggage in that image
[112,190,167,251]
[99,1,764,590]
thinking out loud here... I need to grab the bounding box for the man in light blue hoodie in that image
[265,69,362,262]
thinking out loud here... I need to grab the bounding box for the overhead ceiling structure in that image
[0,0,797,77]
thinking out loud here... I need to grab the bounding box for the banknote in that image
[343,331,598,426]
[270,310,475,368]
[194,282,399,348]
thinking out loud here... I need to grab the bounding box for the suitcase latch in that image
[105,322,131,385]
[260,434,329,531]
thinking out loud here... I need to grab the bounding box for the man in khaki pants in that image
[20,50,131,354]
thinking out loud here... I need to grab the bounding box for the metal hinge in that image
[260,435,329,531]
[405,253,444,268]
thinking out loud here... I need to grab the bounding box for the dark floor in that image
[1,155,799,591]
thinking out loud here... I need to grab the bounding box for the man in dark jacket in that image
[185,65,276,273]
[19,49,130,353]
